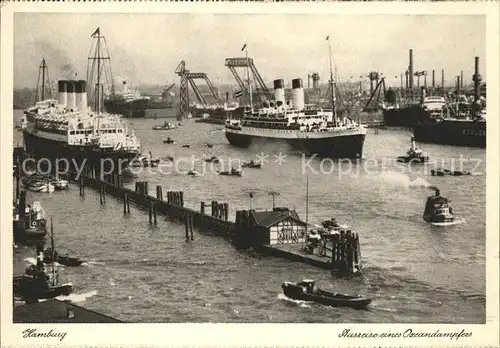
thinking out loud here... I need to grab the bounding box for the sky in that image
[13,13,486,90]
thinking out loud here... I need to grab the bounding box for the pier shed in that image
[250,207,307,245]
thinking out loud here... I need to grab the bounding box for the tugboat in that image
[397,137,429,164]
[281,280,371,310]
[423,188,457,226]
[13,244,73,303]
[204,156,220,164]
[218,168,242,177]
[13,193,47,245]
[181,144,191,148]
[241,160,262,169]
[42,219,84,267]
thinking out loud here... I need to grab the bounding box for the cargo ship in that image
[413,57,486,148]
[21,28,141,174]
[194,101,243,125]
[104,81,150,118]
[225,41,367,159]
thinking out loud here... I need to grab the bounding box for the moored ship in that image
[413,57,486,148]
[21,28,141,175]
[104,81,150,118]
[225,73,367,158]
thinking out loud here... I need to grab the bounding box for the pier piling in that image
[185,213,190,241]
[330,230,362,276]
[156,185,163,201]
[200,202,205,215]
[223,203,229,221]
[149,201,153,225]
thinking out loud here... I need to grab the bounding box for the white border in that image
[1,2,499,347]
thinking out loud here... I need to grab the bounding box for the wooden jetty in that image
[13,148,363,276]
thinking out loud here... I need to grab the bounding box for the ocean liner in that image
[21,28,141,174]
[104,81,150,118]
[225,40,367,159]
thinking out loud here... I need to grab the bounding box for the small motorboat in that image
[187,170,200,177]
[423,188,457,225]
[119,167,139,179]
[397,137,429,164]
[26,181,55,193]
[43,248,83,267]
[49,178,68,190]
[431,168,471,176]
[182,144,191,148]
[153,122,178,131]
[163,137,176,144]
[241,160,262,169]
[129,152,160,168]
[218,168,242,177]
[162,155,174,162]
[204,156,220,164]
[282,280,371,310]
[206,143,214,148]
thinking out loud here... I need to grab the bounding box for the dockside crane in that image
[224,57,273,105]
[175,61,220,120]
[363,75,387,112]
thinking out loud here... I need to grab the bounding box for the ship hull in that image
[225,131,366,159]
[413,120,486,148]
[104,98,149,118]
[23,131,140,174]
[382,105,427,127]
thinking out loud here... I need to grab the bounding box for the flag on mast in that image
[241,44,247,51]
[91,27,100,37]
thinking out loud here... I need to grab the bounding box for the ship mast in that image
[35,59,51,103]
[243,43,253,112]
[50,218,55,287]
[304,176,309,251]
[88,27,113,117]
[327,36,337,127]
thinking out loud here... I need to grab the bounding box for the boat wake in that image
[81,261,106,267]
[430,217,466,227]
[48,290,98,303]
[377,172,432,190]
[277,293,311,308]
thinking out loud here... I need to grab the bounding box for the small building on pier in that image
[249,207,307,245]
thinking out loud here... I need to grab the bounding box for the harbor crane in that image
[363,76,387,112]
[224,57,273,105]
[175,61,220,120]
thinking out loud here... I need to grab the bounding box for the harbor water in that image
[13,109,486,323]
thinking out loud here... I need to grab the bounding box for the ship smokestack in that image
[273,79,285,107]
[57,80,67,108]
[76,80,88,113]
[432,70,435,88]
[473,57,482,102]
[66,80,76,111]
[472,56,482,117]
[292,78,305,111]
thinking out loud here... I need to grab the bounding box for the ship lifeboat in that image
[163,137,175,144]
[282,280,371,310]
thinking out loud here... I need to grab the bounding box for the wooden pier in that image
[13,148,363,276]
